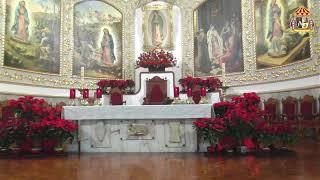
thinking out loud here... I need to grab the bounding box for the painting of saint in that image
[142,2,173,50]
[255,0,310,69]
[101,28,115,66]
[11,1,29,42]
[194,0,244,76]
[4,0,61,74]
[73,1,123,79]
[151,11,164,47]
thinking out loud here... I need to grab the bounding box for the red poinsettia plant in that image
[136,50,177,69]
[206,77,223,91]
[0,96,77,153]
[193,92,297,153]
[179,76,222,92]
[97,79,135,94]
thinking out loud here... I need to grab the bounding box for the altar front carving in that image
[63,104,212,152]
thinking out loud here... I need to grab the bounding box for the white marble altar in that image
[63,104,212,152]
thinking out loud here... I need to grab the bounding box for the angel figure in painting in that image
[151,11,164,47]
[11,0,29,42]
[266,0,287,57]
[207,24,223,65]
[101,28,115,66]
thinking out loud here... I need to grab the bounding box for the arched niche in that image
[134,1,182,86]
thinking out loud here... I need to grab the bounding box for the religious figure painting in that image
[4,0,61,74]
[193,0,244,76]
[255,0,311,69]
[73,1,123,79]
[142,3,173,51]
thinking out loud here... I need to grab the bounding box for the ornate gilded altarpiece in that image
[0,0,319,89]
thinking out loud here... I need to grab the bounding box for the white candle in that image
[221,63,226,86]
[80,67,85,81]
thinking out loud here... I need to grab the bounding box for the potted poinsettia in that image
[1,96,78,155]
[41,117,77,153]
[193,118,225,152]
[136,50,177,72]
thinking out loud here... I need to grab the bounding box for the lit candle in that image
[96,89,102,98]
[83,89,89,99]
[80,67,85,81]
[200,87,206,97]
[70,89,76,99]
[174,87,179,98]
[187,88,192,97]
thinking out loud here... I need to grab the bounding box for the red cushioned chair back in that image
[144,76,168,105]
[150,85,164,103]
[282,96,297,121]
[110,88,124,105]
[300,95,315,120]
[264,98,279,121]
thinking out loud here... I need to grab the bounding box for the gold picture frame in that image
[142,2,173,51]
[187,0,319,86]
[0,0,318,89]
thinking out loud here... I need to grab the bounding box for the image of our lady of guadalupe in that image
[11,0,30,42]
[101,28,116,67]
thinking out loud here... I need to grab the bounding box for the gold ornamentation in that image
[128,124,149,136]
[0,0,318,89]
[188,0,319,86]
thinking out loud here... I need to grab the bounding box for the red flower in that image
[136,50,176,69]
[243,138,256,149]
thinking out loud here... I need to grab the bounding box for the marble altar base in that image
[67,119,196,152]
[63,105,212,153]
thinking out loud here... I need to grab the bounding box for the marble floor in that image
[0,140,320,180]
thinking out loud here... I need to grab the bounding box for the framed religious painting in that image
[4,0,61,74]
[193,0,244,77]
[73,0,123,79]
[255,0,311,69]
[142,2,173,51]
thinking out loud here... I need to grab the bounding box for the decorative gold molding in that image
[0,0,318,89]
[0,0,132,89]
[187,0,319,86]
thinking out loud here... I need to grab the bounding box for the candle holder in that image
[220,86,229,101]
[172,97,182,104]
[172,87,182,104]
[69,99,77,106]
[94,98,103,106]
[78,97,89,106]
[185,97,194,104]
[198,96,209,104]
[78,89,89,106]
[69,89,77,106]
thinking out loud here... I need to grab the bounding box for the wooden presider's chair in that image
[281,96,299,122]
[110,87,126,105]
[264,98,280,122]
[281,96,299,133]
[143,76,168,105]
[298,95,320,137]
